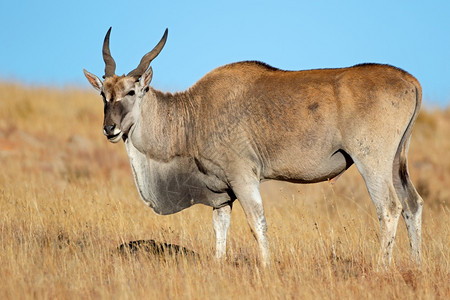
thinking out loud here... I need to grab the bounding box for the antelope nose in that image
[103,124,116,136]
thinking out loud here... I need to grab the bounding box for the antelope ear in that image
[83,69,103,92]
[139,67,153,90]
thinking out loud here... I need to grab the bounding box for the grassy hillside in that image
[0,83,448,299]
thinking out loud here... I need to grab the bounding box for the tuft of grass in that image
[0,83,448,299]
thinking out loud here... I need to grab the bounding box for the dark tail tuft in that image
[399,156,409,188]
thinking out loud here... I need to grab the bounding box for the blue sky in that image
[1,1,449,106]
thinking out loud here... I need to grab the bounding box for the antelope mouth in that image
[107,131,123,143]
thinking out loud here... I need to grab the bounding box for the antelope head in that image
[83,27,168,143]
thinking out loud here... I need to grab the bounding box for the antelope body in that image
[84,28,423,267]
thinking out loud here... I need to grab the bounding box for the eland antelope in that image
[83,27,423,267]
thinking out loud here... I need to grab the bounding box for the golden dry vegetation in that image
[0,83,448,299]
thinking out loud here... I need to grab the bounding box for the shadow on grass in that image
[116,239,199,260]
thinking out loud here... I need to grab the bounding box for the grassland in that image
[0,82,448,299]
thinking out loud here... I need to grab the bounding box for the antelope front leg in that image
[213,204,232,259]
[232,180,270,266]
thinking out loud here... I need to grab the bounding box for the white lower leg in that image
[402,204,423,264]
[238,186,270,266]
[213,205,232,259]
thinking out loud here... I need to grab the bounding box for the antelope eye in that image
[126,90,135,96]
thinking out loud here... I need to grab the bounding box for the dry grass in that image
[0,82,448,299]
